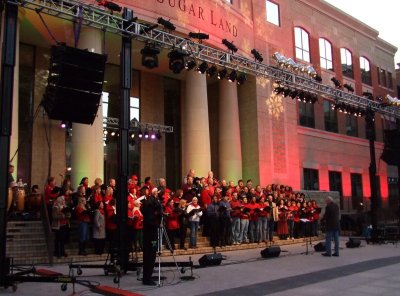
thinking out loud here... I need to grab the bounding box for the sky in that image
[324,0,400,68]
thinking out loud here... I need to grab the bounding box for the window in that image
[378,68,387,88]
[387,72,393,89]
[294,27,310,62]
[351,173,363,211]
[340,48,353,78]
[298,101,315,128]
[319,38,333,71]
[329,171,343,209]
[360,56,371,85]
[303,168,319,190]
[266,1,280,26]
[345,114,358,137]
[323,101,338,133]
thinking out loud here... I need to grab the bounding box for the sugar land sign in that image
[156,0,238,37]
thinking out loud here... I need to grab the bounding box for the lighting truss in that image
[8,0,400,118]
[103,117,173,133]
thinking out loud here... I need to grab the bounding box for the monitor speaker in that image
[314,242,326,252]
[198,253,223,267]
[41,44,107,125]
[346,237,361,248]
[260,246,281,258]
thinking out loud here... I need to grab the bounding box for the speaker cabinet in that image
[198,253,223,267]
[314,242,326,252]
[260,246,281,258]
[346,238,361,248]
[42,44,107,125]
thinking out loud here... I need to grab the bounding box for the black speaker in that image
[42,44,107,125]
[260,246,281,258]
[313,242,326,252]
[381,129,400,166]
[198,253,223,267]
[346,237,361,248]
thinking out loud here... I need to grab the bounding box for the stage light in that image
[185,60,196,70]
[274,86,285,95]
[140,44,160,69]
[150,133,156,140]
[310,94,318,104]
[237,73,247,85]
[228,70,237,83]
[60,121,66,129]
[103,129,108,135]
[314,74,322,83]
[251,49,263,63]
[189,32,209,41]
[144,130,149,139]
[157,17,176,31]
[197,61,208,74]
[285,58,296,69]
[168,48,189,74]
[138,130,143,138]
[272,52,287,66]
[96,0,122,13]
[283,87,291,97]
[306,66,317,77]
[331,77,342,88]
[130,132,135,139]
[206,65,217,77]
[343,83,354,92]
[362,91,373,100]
[111,131,116,136]
[217,68,227,80]
[222,39,238,53]
[289,90,299,99]
[298,91,305,101]
[156,131,162,140]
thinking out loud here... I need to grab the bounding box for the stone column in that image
[219,79,242,181]
[71,27,104,187]
[182,71,211,177]
[9,16,19,180]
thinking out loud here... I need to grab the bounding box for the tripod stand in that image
[300,219,313,255]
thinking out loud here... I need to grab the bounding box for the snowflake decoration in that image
[266,92,284,119]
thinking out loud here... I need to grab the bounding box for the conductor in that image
[321,196,340,257]
[141,187,162,285]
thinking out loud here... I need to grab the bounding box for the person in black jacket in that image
[141,187,162,285]
[321,196,340,257]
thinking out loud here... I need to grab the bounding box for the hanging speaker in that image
[198,253,223,267]
[260,246,281,258]
[42,44,107,125]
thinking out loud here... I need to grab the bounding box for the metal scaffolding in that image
[8,0,400,118]
[103,117,174,133]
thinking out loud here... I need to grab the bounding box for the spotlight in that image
[206,65,217,77]
[285,58,296,69]
[96,0,122,13]
[314,74,322,83]
[111,131,116,136]
[197,61,208,74]
[60,121,66,129]
[283,87,291,97]
[189,32,209,41]
[237,73,247,85]
[130,132,135,139]
[228,70,237,83]
[156,131,162,140]
[274,86,285,95]
[272,52,287,66]
[251,49,263,63]
[168,48,189,74]
[150,133,156,140]
[306,66,317,77]
[310,94,318,104]
[331,77,342,88]
[298,92,305,101]
[157,17,176,31]
[343,83,354,92]
[140,44,160,69]
[138,130,143,138]
[289,90,299,99]
[144,130,149,139]
[362,91,373,100]
[222,39,238,53]
[185,60,196,70]
[217,68,227,80]
[103,130,108,135]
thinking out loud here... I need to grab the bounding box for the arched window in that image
[360,56,371,85]
[319,38,333,71]
[294,27,310,62]
[340,48,353,78]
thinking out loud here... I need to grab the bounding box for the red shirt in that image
[240,204,251,220]
[133,209,143,230]
[105,204,117,230]
[44,185,58,205]
[165,206,180,230]
[258,201,269,217]
[76,205,91,223]
[201,188,213,207]
[230,200,242,218]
